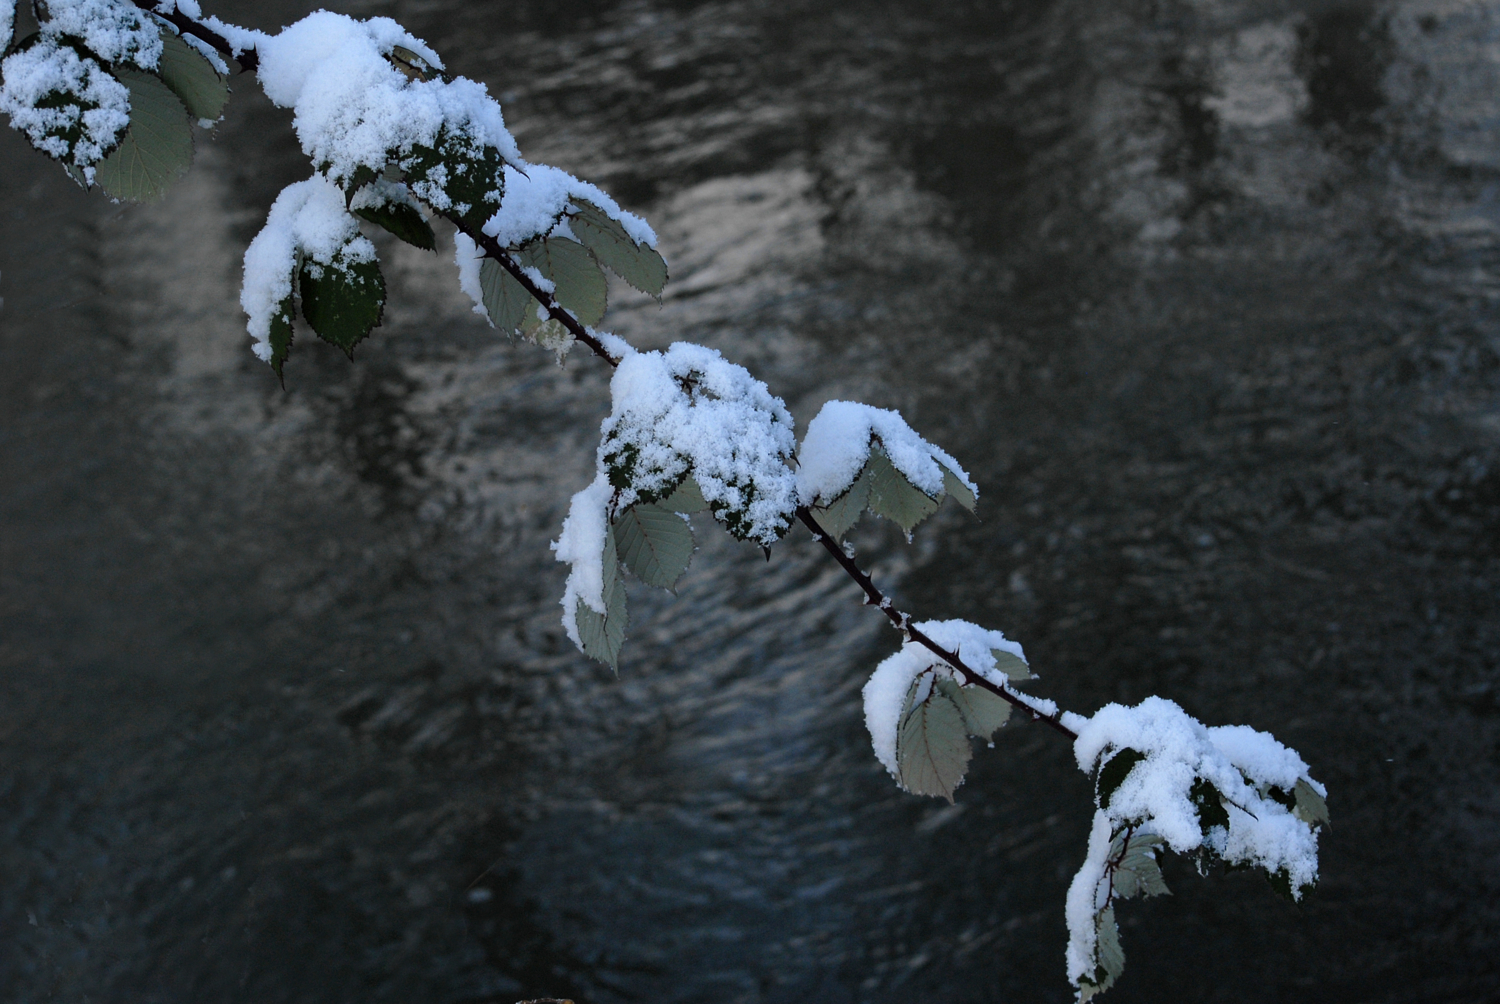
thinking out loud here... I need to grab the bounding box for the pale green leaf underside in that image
[570,200,668,296]
[942,465,977,512]
[1109,831,1170,900]
[614,503,694,589]
[896,680,972,802]
[96,69,193,203]
[1080,906,1124,1002]
[1293,778,1330,828]
[517,236,607,327]
[479,258,530,334]
[811,468,870,541]
[865,445,939,534]
[991,649,1032,681]
[156,29,228,121]
[934,678,1011,740]
[576,523,628,669]
[661,476,708,513]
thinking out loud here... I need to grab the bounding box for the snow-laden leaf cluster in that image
[1060,698,1328,999]
[0,3,223,192]
[798,400,977,539]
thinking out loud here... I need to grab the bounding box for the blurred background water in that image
[3,0,1499,1000]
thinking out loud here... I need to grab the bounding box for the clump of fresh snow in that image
[253,12,516,195]
[551,472,612,649]
[452,231,489,322]
[1,2,15,49]
[1061,698,1323,993]
[481,162,657,249]
[240,176,376,362]
[1064,810,1115,988]
[40,0,162,69]
[796,400,976,505]
[0,37,129,173]
[599,343,796,545]
[862,619,1035,780]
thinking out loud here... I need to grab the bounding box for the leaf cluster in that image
[809,439,975,541]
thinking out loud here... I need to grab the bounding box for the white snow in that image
[862,619,1029,780]
[0,37,130,171]
[240,176,376,361]
[1067,696,1321,883]
[600,343,797,545]
[1,2,14,48]
[1064,810,1114,988]
[253,12,516,193]
[40,0,162,69]
[452,231,490,323]
[551,472,613,648]
[481,162,658,249]
[796,400,977,506]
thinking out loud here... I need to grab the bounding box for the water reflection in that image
[3,0,1500,1002]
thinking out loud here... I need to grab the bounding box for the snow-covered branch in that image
[0,3,1329,998]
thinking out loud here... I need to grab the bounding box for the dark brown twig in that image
[133,1,258,72]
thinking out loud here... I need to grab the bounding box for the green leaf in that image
[95,68,193,202]
[1097,748,1146,811]
[399,130,505,229]
[661,476,708,513]
[991,648,1032,681]
[1292,778,1330,829]
[298,251,385,358]
[934,678,1011,740]
[613,503,694,589]
[1188,778,1230,836]
[810,467,870,541]
[1109,831,1170,900]
[473,258,528,335]
[865,444,939,535]
[516,237,607,327]
[575,522,628,670]
[569,199,668,296]
[896,680,972,802]
[1079,906,1124,1001]
[155,29,227,121]
[268,282,295,384]
[354,200,436,251]
[942,464,977,512]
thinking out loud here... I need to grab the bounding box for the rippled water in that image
[3,0,1500,1001]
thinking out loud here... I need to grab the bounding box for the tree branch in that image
[138,0,1074,743]
[796,506,1078,740]
[133,1,258,72]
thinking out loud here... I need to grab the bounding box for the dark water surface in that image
[3,0,1499,1001]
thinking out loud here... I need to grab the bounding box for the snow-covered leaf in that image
[155,28,227,121]
[570,199,667,296]
[1188,778,1230,836]
[298,251,384,357]
[1096,748,1146,811]
[613,503,693,589]
[399,129,504,229]
[943,464,976,512]
[1293,778,1329,830]
[935,678,1011,740]
[95,68,192,202]
[810,467,869,541]
[354,199,435,250]
[0,35,129,171]
[1079,906,1124,1002]
[865,444,939,534]
[575,522,627,670]
[896,679,972,802]
[517,236,606,327]
[661,476,708,513]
